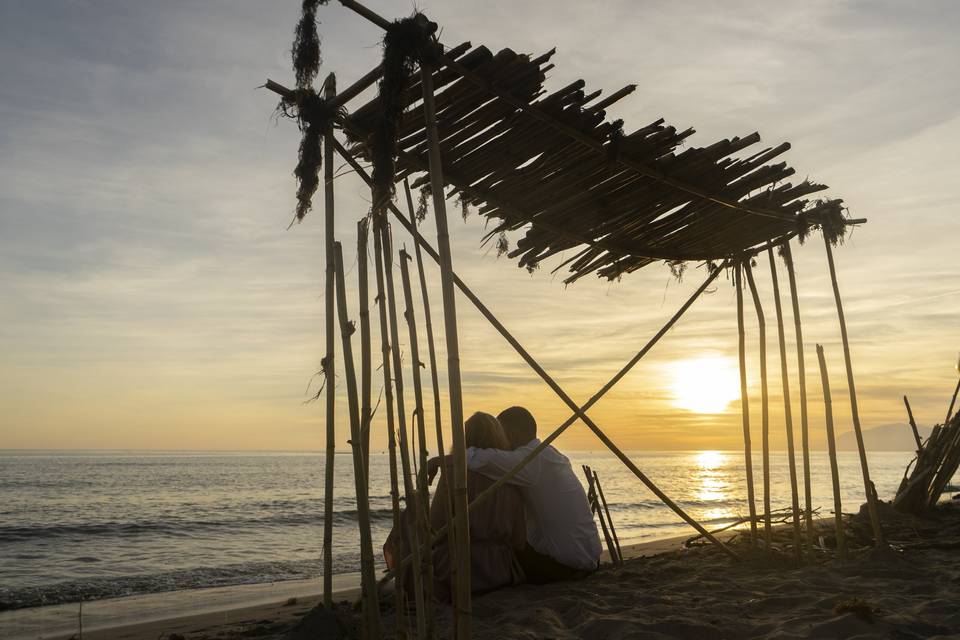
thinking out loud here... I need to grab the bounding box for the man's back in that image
[465,438,601,571]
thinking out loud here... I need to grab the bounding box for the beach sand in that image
[8,503,960,639]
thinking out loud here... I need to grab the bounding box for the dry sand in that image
[10,504,960,639]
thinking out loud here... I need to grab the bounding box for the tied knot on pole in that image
[818,205,848,247]
[372,13,442,213]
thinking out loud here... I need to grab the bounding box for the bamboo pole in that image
[735,262,758,545]
[332,140,736,559]
[904,396,923,454]
[333,242,383,638]
[373,223,407,625]
[379,224,429,639]
[743,261,771,546]
[399,246,437,640]
[420,63,472,639]
[816,344,846,560]
[822,232,885,548]
[781,241,814,553]
[403,179,452,520]
[592,470,622,563]
[321,73,336,608]
[768,248,803,563]
[398,248,429,489]
[358,220,373,483]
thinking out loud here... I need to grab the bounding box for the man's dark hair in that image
[497,406,537,449]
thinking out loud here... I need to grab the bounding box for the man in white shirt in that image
[463,406,602,583]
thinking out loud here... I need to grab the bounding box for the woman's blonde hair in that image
[463,411,510,450]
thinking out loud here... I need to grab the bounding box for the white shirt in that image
[465,439,602,571]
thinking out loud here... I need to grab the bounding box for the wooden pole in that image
[904,396,923,454]
[816,344,846,560]
[321,73,336,609]
[743,261,771,546]
[373,222,406,624]
[822,232,885,548]
[333,242,383,638]
[593,470,622,563]
[332,140,736,558]
[420,63,471,639]
[399,246,437,640]
[735,262,758,545]
[403,178,453,523]
[781,241,814,554]
[583,466,618,565]
[358,220,373,484]
[768,248,803,563]
[379,224,428,639]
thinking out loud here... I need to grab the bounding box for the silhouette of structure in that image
[265,2,880,636]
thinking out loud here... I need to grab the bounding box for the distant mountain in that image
[837,422,932,452]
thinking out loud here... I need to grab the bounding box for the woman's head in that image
[463,412,510,450]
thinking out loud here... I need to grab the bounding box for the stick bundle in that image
[895,410,960,514]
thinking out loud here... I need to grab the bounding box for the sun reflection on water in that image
[691,451,735,522]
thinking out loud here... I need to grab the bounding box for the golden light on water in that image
[668,356,741,413]
[696,450,724,469]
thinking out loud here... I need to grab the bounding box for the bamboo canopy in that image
[337,42,857,283]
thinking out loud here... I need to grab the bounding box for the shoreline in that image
[0,534,693,640]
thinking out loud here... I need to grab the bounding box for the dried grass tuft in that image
[372,14,442,212]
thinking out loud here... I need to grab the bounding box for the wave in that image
[0,507,396,543]
[0,558,341,611]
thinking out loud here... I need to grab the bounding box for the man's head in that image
[497,406,537,449]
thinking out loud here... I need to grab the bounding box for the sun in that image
[667,356,741,413]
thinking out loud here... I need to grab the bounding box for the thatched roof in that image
[339,42,851,283]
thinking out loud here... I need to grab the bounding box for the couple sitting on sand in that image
[384,406,601,600]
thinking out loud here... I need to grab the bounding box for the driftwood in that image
[895,410,960,514]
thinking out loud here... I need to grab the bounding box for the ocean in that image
[0,448,928,611]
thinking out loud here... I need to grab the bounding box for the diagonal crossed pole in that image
[332,139,738,559]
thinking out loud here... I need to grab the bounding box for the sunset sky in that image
[1,0,958,452]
